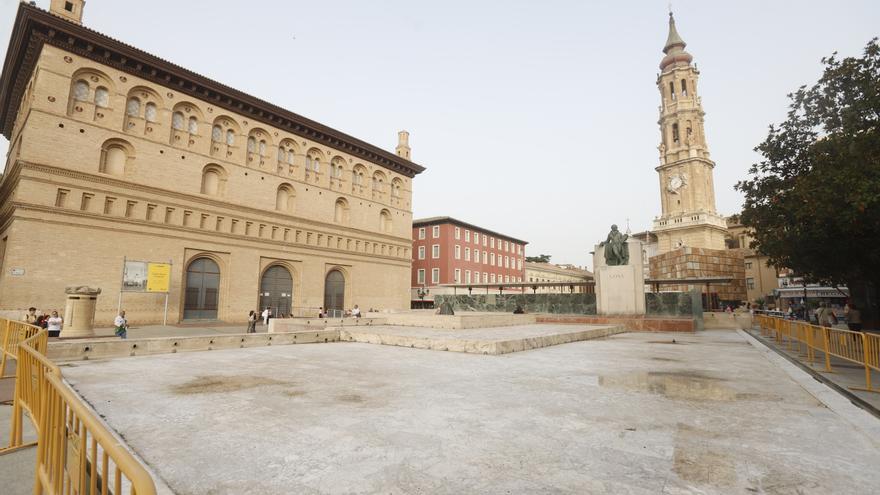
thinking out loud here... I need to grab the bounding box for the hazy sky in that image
[1,0,878,269]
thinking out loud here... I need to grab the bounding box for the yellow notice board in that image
[146,263,171,293]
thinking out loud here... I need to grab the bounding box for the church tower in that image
[652,12,727,253]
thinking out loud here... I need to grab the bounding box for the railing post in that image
[863,332,873,392]
[822,326,833,373]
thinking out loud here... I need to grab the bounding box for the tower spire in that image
[659,12,693,71]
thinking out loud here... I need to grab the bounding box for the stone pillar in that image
[594,240,646,316]
[62,286,102,338]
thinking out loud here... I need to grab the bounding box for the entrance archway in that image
[260,265,293,317]
[184,257,220,320]
[323,270,345,315]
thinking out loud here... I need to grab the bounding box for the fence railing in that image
[0,318,43,379]
[0,317,157,494]
[755,314,879,393]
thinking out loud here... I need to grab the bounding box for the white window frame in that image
[483,251,488,264]
[454,245,461,260]
[490,273,496,283]
[418,227,425,240]
[465,270,471,284]
[465,247,471,261]
[490,238,495,248]
[483,236,487,247]
[474,233,480,244]
[432,244,440,259]
[490,253,496,266]
[432,225,440,238]
[504,256,509,268]
[418,246,425,260]
[431,268,440,284]
[417,269,425,284]
[465,230,470,242]
[505,275,510,283]
[454,269,461,283]
[483,272,488,283]
[454,227,461,240]
[504,241,509,251]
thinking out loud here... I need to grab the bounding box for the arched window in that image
[184,257,221,320]
[201,165,227,196]
[73,80,90,101]
[126,97,140,117]
[672,123,680,143]
[247,137,256,153]
[94,87,110,108]
[99,139,131,176]
[277,148,286,163]
[669,81,676,100]
[391,178,403,198]
[275,184,295,213]
[144,102,157,122]
[681,79,688,96]
[372,171,386,193]
[380,209,392,233]
[187,116,198,134]
[259,140,267,157]
[334,198,349,223]
[172,112,185,130]
[225,129,235,146]
[212,125,222,142]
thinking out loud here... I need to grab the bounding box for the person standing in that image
[261,307,270,326]
[22,307,37,325]
[114,310,129,339]
[247,310,257,333]
[816,302,836,328]
[47,311,63,338]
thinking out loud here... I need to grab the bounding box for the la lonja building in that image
[0,1,424,324]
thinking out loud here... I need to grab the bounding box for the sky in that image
[0,0,878,269]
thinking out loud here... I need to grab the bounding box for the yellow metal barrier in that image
[1,318,43,379]
[0,318,157,494]
[754,314,879,393]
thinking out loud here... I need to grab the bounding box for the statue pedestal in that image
[62,286,102,338]
[594,240,645,316]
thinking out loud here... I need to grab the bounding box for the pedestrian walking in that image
[47,310,63,337]
[846,303,862,332]
[114,310,129,339]
[261,307,270,326]
[816,302,837,328]
[247,310,257,333]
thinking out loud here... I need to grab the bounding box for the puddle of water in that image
[171,375,295,395]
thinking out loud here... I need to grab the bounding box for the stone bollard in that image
[62,286,102,338]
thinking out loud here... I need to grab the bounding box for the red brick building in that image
[411,217,527,305]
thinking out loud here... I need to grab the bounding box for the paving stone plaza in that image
[56,328,880,494]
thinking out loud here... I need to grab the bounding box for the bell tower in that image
[49,0,85,25]
[652,12,727,253]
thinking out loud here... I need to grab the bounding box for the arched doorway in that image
[260,265,293,317]
[323,270,345,315]
[184,257,220,320]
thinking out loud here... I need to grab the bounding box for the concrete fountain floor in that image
[61,330,880,495]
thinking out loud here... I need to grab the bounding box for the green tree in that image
[736,38,880,327]
[525,254,552,263]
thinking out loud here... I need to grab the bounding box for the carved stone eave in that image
[0,3,425,178]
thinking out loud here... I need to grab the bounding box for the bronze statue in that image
[600,224,629,266]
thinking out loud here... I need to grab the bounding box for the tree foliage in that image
[736,38,880,323]
[525,254,552,263]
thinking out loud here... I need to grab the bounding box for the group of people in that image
[246,305,363,332]
[22,307,64,337]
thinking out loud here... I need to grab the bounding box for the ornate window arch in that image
[391,177,403,198]
[275,183,296,213]
[305,148,324,174]
[123,86,163,136]
[379,209,392,233]
[200,164,228,196]
[170,102,203,147]
[351,164,367,192]
[277,139,298,174]
[98,138,133,176]
[246,128,272,166]
[334,197,350,224]
[210,116,240,158]
[330,157,346,180]
[67,68,114,121]
[372,170,387,194]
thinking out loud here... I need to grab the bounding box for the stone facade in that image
[0,4,423,325]
[726,217,780,304]
[649,247,747,304]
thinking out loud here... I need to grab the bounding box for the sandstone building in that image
[0,2,424,325]
[525,262,592,293]
[648,13,746,305]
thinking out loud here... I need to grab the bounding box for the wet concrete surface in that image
[60,330,880,494]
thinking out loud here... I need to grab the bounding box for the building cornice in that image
[0,3,425,178]
[412,216,529,246]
